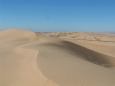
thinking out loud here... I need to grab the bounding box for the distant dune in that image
[0,29,115,86]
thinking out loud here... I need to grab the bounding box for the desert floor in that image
[0,29,115,86]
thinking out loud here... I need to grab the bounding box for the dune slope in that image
[37,40,115,86]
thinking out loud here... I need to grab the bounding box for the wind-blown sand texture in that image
[0,29,115,86]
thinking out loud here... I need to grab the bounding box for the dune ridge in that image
[39,40,115,68]
[0,29,115,86]
[38,41,115,86]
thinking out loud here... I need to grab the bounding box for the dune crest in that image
[0,29,37,41]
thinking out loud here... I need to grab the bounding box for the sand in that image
[0,29,115,86]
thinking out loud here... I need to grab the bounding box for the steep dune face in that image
[0,29,115,86]
[45,41,115,67]
[37,40,115,86]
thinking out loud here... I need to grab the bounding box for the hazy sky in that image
[0,0,115,32]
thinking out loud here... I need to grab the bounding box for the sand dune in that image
[0,29,115,86]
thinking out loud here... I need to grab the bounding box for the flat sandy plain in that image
[0,29,115,86]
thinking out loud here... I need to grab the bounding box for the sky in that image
[0,0,115,32]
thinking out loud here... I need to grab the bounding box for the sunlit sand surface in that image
[0,29,115,86]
